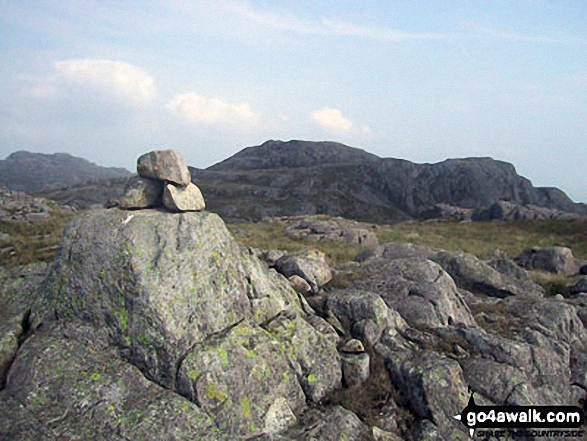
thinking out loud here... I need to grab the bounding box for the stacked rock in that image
[119,150,205,212]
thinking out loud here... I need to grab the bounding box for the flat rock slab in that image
[137,149,191,186]
[162,182,205,212]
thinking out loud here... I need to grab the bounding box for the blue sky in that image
[1,1,586,202]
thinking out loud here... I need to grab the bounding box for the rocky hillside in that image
[0,151,130,194]
[194,140,587,223]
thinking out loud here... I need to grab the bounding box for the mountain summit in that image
[193,140,587,222]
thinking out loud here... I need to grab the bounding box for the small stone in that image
[137,149,191,186]
[288,275,311,294]
[162,182,205,212]
[119,175,163,209]
[340,338,365,353]
[263,397,297,435]
[341,352,370,387]
[372,426,403,441]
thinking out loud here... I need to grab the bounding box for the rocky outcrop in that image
[35,208,340,437]
[2,197,587,440]
[472,200,584,221]
[514,246,581,276]
[0,187,54,222]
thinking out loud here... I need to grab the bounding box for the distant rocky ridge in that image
[0,151,130,194]
[194,140,587,222]
[3,141,586,222]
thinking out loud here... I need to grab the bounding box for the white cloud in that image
[362,124,373,135]
[54,59,156,106]
[311,107,353,132]
[218,1,455,41]
[166,92,259,130]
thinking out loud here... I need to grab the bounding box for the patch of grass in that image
[227,221,365,267]
[229,217,587,267]
[529,271,571,297]
[0,204,74,267]
[376,218,587,260]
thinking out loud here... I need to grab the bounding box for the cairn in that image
[118,150,205,212]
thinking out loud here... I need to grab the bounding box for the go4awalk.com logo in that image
[454,392,585,439]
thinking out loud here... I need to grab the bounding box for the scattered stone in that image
[263,249,286,265]
[137,149,191,186]
[119,175,163,209]
[343,258,476,329]
[341,352,370,387]
[340,338,365,353]
[162,182,205,212]
[0,231,10,242]
[514,246,580,276]
[0,187,53,222]
[288,274,311,294]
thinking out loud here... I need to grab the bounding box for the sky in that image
[1,1,586,202]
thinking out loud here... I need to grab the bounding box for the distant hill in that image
[0,151,130,194]
[210,140,380,170]
[194,140,587,222]
[5,142,586,222]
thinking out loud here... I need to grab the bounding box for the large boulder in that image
[39,208,341,436]
[381,349,470,439]
[136,149,191,186]
[326,289,406,346]
[432,251,544,297]
[5,329,223,440]
[514,246,580,276]
[343,257,476,329]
